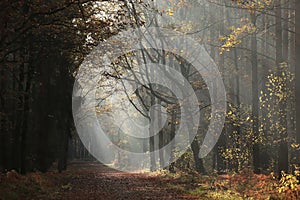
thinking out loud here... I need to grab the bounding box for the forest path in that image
[58,161,200,200]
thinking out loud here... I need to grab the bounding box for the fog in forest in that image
[1,0,300,199]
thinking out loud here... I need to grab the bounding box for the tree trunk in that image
[168,109,176,173]
[20,61,33,174]
[214,0,227,173]
[0,61,7,171]
[149,95,156,171]
[250,11,260,174]
[157,99,165,168]
[276,0,289,174]
[191,139,206,174]
[13,60,25,172]
[295,0,300,166]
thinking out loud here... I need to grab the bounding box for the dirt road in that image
[59,162,200,200]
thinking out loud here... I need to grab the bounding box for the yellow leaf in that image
[166,9,174,16]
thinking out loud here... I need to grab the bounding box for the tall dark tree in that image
[250,9,260,174]
[295,0,300,165]
[275,0,288,174]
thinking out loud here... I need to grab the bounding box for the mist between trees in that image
[0,0,300,180]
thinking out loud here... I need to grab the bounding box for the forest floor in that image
[0,161,294,200]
